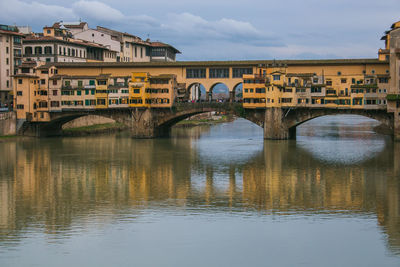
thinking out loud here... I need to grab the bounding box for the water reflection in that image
[0,117,399,263]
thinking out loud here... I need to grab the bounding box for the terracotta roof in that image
[44,58,387,69]
[150,41,181,53]
[51,22,88,29]
[23,35,110,49]
[0,29,25,36]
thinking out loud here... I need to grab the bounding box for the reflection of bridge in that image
[21,103,394,138]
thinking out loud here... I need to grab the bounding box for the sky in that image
[1,0,400,61]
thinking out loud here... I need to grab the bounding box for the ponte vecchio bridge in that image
[13,58,400,140]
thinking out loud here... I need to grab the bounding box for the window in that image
[341,78,347,83]
[6,58,9,65]
[141,47,143,58]
[6,47,8,54]
[97,99,106,105]
[17,91,22,96]
[18,79,22,84]
[126,43,129,48]
[89,80,95,86]
[50,101,60,107]
[186,68,206,78]
[53,80,57,85]
[97,80,107,85]
[91,89,95,95]
[232,68,253,78]
[53,90,57,96]
[47,29,51,34]
[40,79,45,85]
[273,75,280,81]
[77,90,81,96]
[78,80,83,87]
[17,104,24,109]
[326,80,332,86]
[34,47,42,54]
[133,89,140,94]
[209,68,229,78]
[6,80,9,88]
[337,71,341,75]
[64,80,70,86]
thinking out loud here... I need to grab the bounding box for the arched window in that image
[24,46,32,55]
[44,46,52,54]
[34,46,42,55]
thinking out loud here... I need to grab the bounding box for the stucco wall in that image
[0,112,16,136]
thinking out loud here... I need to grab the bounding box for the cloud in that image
[159,13,281,47]
[0,0,75,23]
[72,1,125,22]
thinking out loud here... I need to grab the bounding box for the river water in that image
[0,116,399,266]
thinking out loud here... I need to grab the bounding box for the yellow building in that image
[129,72,150,108]
[242,61,389,110]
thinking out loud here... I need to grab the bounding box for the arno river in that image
[0,116,399,266]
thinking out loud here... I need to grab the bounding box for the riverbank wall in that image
[0,112,16,136]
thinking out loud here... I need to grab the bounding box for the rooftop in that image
[24,35,110,50]
[45,58,388,69]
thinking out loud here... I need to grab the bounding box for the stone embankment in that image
[0,112,16,136]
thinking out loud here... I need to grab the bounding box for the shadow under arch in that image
[37,112,120,136]
[283,108,393,138]
[156,105,265,133]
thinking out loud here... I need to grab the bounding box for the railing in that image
[173,102,244,115]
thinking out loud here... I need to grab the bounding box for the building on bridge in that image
[10,19,400,140]
[242,61,389,110]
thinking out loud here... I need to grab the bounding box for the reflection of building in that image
[0,129,399,253]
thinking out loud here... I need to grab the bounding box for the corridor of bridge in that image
[187,81,243,103]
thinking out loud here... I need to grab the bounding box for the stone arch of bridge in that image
[36,111,127,136]
[281,108,393,139]
[155,104,265,132]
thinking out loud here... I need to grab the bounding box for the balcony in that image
[351,84,378,89]
[109,83,128,89]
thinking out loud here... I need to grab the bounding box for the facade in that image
[0,25,24,108]
[242,62,389,110]
[96,26,180,62]
[23,24,117,64]
[73,28,120,57]
[385,24,400,139]
[13,62,180,121]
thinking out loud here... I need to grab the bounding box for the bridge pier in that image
[20,122,63,137]
[263,108,295,140]
[394,112,400,141]
[129,108,170,138]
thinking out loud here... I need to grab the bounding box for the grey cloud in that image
[158,13,282,46]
